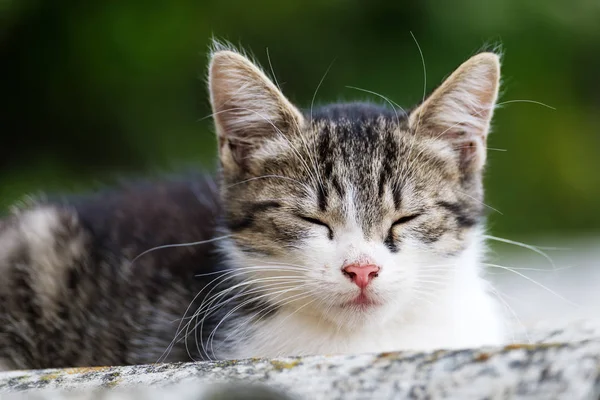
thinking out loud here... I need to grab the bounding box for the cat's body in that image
[0,177,227,369]
[0,46,506,371]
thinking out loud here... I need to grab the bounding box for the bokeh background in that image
[1,0,600,324]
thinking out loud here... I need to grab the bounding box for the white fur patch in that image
[18,208,84,316]
[220,234,503,359]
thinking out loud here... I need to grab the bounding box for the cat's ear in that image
[409,52,500,172]
[209,48,304,170]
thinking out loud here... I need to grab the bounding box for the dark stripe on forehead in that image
[392,182,402,210]
[317,125,332,163]
[380,129,401,207]
[436,201,478,228]
[378,173,386,199]
[323,159,333,178]
[316,125,333,211]
[331,175,345,199]
[317,185,328,211]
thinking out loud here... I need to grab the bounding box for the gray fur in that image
[223,103,484,259]
[0,47,499,370]
[0,178,229,369]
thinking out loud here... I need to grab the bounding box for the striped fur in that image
[0,47,504,370]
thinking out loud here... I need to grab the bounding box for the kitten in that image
[0,44,505,370]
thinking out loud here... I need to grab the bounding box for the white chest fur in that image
[221,260,505,359]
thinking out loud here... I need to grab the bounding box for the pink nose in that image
[343,263,380,289]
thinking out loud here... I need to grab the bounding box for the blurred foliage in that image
[1,0,599,237]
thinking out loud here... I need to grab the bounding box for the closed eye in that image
[391,214,421,227]
[297,215,334,240]
[385,214,422,252]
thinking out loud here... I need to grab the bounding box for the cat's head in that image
[209,45,500,328]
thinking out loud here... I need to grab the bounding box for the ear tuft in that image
[208,46,304,169]
[410,52,501,172]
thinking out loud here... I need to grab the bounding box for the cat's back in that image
[0,173,227,369]
[66,173,223,261]
[2,173,224,277]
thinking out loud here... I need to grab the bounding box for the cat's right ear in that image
[208,47,304,172]
[409,52,500,173]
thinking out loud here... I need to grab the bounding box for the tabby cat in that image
[0,44,504,370]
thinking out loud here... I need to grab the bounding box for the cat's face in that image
[209,47,499,328]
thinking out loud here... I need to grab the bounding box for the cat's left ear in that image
[409,53,500,172]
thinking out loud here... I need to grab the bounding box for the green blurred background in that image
[1,0,599,239]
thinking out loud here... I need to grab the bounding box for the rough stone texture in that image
[2,321,600,399]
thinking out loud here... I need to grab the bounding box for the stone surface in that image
[2,322,600,399]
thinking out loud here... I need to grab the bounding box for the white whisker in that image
[410,31,427,132]
[310,59,336,123]
[483,263,578,308]
[485,282,529,344]
[265,47,281,91]
[496,99,556,110]
[345,85,406,128]
[457,190,503,215]
[484,235,556,269]
[226,175,305,188]
[131,235,232,264]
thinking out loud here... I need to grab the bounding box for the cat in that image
[0,43,505,371]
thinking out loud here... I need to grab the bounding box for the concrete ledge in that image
[2,322,600,399]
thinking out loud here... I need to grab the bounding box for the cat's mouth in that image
[341,292,381,309]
